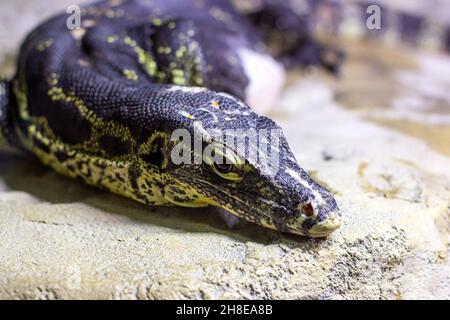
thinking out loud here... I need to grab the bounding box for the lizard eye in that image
[210,160,242,181]
[213,162,233,174]
[205,143,244,181]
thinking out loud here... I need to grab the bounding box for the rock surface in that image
[0,1,449,300]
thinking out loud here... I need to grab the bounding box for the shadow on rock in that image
[0,151,322,246]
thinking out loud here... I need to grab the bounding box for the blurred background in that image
[1,0,449,154]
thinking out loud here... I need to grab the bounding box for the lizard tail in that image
[0,79,15,147]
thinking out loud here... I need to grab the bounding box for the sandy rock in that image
[0,0,449,300]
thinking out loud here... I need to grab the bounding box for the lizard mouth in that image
[184,175,342,237]
[215,200,341,237]
[306,213,341,237]
[283,203,342,237]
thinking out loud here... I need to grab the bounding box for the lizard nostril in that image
[302,203,315,217]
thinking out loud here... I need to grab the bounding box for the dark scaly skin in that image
[0,0,342,237]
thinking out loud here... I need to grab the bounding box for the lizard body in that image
[0,0,342,237]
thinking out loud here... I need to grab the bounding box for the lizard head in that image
[159,87,341,237]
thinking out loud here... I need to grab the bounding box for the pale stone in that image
[0,0,448,300]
